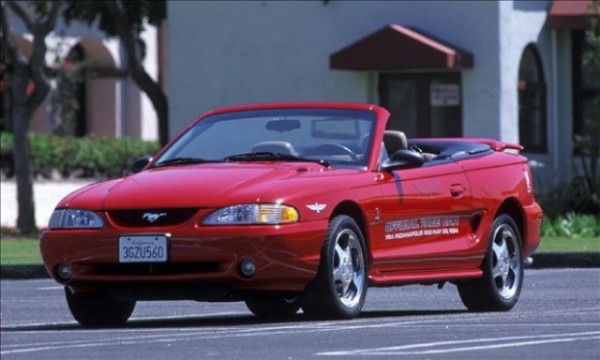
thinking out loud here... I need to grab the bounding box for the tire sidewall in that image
[481,214,524,310]
[65,287,135,327]
[316,215,368,318]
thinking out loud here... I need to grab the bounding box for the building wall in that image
[553,31,574,183]
[497,1,574,187]
[169,1,508,134]
[168,0,570,184]
[139,23,160,140]
[497,1,551,139]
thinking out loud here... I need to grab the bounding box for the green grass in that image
[536,236,600,253]
[1,238,42,265]
[1,235,598,265]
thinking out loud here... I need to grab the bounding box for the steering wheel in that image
[309,144,359,161]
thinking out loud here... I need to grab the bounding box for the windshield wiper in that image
[153,157,215,168]
[225,152,330,167]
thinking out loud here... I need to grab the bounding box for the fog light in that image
[239,259,256,277]
[56,264,72,280]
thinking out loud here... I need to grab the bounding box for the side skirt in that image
[368,268,482,287]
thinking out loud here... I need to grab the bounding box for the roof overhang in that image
[330,24,473,71]
[548,0,599,30]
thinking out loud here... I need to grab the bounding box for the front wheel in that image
[65,287,136,327]
[302,215,368,319]
[457,214,524,311]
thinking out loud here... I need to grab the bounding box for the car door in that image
[371,161,474,273]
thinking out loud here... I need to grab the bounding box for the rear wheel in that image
[302,215,367,319]
[458,214,524,311]
[245,294,301,319]
[65,287,136,327]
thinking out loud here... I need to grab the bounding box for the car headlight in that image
[203,204,299,225]
[48,209,104,229]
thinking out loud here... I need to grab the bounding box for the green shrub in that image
[0,131,13,153]
[0,132,160,179]
[0,132,15,177]
[54,135,80,178]
[541,213,600,238]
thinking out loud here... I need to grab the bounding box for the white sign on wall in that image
[430,83,460,106]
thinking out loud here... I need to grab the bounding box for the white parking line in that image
[3,314,599,357]
[0,319,424,355]
[316,331,600,356]
[35,286,63,291]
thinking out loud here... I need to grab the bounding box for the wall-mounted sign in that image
[430,83,460,106]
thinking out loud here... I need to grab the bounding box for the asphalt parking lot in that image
[1,269,599,359]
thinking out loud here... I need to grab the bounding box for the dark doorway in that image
[379,73,462,138]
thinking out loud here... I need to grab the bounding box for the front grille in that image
[108,208,199,227]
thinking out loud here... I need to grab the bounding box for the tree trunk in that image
[9,58,36,233]
[7,61,36,232]
[12,108,36,233]
[108,0,169,146]
[130,67,169,146]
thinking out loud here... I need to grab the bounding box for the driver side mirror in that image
[381,149,424,171]
[130,155,152,174]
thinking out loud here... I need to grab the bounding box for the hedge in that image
[0,132,160,179]
[541,213,600,238]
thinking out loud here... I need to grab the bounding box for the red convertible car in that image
[40,102,543,326]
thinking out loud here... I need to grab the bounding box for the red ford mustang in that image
[40,102,543,326]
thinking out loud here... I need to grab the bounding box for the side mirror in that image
[130,155,152,174]
[381,149,424,171]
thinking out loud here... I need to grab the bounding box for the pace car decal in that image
[384,215,460,240]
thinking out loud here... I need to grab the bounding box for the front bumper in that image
[40,220,327,299]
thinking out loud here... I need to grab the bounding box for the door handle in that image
[450,184,466,198]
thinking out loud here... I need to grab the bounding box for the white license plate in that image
[119,235,168,263]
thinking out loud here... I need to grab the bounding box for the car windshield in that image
[154,108,376,168]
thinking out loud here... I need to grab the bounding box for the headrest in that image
[383,130,408,154]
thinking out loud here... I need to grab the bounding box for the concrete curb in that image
[1,265,48,280]
[530,253,600,269]
[1,253,598,280]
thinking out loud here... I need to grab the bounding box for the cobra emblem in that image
[142,212,167,223]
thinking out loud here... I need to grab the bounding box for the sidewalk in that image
[1,180,94,228]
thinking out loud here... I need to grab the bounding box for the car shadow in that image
[360,309,467,319]
[0,308,467,332]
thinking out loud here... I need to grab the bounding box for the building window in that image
[518,44,547,153]
[379,73,462,138]
[572,30,600,153]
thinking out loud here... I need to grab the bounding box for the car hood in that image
[57,163,362,210]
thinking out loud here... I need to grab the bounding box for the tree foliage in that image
[1,1,60,233]
[63,0,165,36]
[572,0,600,214]
[1,1,166,233]
[61,0,169,145]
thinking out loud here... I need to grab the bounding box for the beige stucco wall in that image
[168,0,575,184]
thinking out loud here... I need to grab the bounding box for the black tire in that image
[245,294,301,319]
[302,215,368,319]
[65,287,136,327]
[457,214,524,311]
